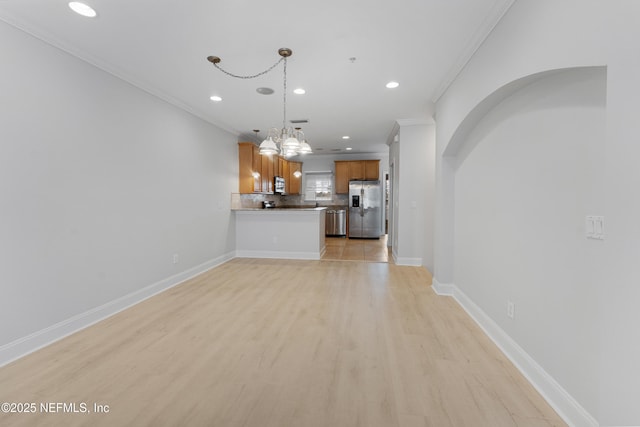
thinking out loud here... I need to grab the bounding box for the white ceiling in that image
[0,0,513,155]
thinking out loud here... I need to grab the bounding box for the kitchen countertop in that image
[231,207,327,212]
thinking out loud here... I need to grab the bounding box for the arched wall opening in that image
[440,66,606,421]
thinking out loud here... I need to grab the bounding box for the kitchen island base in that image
[234,208,326,260]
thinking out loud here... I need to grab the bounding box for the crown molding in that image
[432,0,516,103]
[0,14,240,136]
[395,118,433,127]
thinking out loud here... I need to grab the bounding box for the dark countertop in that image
[231,207,327,212]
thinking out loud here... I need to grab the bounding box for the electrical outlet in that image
[173,253,179,264]
[507,300,515,319]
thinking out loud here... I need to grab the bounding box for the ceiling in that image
[0,0,513,155]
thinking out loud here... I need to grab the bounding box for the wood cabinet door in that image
[289,161,302,194]
[261,154,274,193]
[282,160,290,194]
[364,160,380,180]
[348,161,364,180]
[237,142,264,194]
[335,161,349,194]
[277,157,284,178]
[252,145,262,193]
[238,143,254,194]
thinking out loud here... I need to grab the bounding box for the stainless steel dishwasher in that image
[325,209,346,236]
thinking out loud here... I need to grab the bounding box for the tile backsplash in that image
[230,193,348,209]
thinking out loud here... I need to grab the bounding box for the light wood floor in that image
[322,235,391,262]
[0,259,565,427]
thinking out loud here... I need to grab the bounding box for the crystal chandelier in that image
[207,48,312,157]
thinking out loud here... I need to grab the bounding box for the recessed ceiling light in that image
[209,95,222,102]
[256,87,274,95]
[386,81,400,89]
[68,2,97,17]
[346,147,353,151]
[293,88,306,95]
[342,136,350,140]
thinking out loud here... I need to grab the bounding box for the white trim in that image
[396,118,433,127]
[235,248,325,260]
[431,278,456,296]
[386,123,400,146]
[431,281,598,427]
[432,0,516,102]
[393,256,422,267]
[0,252,235,368]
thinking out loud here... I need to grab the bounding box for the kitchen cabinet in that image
[364,160,379,180]
[289,161,302,195]
[261,154,274,194]
[282,160,291,194]
[334,159,380,194]
[238,142,303,194]
[348,161,364,181]
[238,142,262,194]
[335,161,349,194]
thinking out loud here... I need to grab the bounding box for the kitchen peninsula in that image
[232,142,382,260]
[233,206,326,260]
[234,141,328,259]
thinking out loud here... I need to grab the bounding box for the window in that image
[304,171,332,201]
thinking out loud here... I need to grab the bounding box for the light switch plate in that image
[586,215,604,240]
[585,216,595,238]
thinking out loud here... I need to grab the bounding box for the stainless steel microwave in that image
[274,176,285,194]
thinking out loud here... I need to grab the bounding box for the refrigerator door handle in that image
[360,188,364,217]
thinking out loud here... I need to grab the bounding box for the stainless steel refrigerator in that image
[348,180,382,238]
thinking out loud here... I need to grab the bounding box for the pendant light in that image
[207,48,312,156]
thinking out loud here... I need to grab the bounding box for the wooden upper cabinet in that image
[334,159,380,194]
[289,161,302,195]
[237,144,305,195]
[252,146,262,192]
[261,154,274,194]
[364,160,380,180]
[282,160,291,194]
[238,142,262,194]
[276,157,284,178]
[348,161,364,180]
[238,143,304,194]
[335,161,349,194]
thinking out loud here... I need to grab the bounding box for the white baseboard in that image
[393,256,423,266]
[431,279,598,427]
[235,249,323,260]
[0,251,235,368]
[431,278,456,296]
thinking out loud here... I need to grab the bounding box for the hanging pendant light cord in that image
[207,48,307,154]
[283,57,288,129]
[211,57,285,80]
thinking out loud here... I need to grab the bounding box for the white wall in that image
[599,3,640,422]
[435,1,640,425]
[453,67,605,419]
[389,138,400,254]
[389,122,435,269]
[0,21,237,358]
